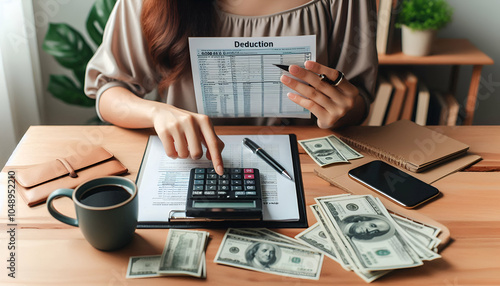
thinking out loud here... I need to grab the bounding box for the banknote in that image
[126,255,161,279]
[299,137,348,166]
[295,222,339,262]
[315,195,423,272]
[215,232,324,280]
[158,229,209,277]
[325,135,363,160]
[310,203,390,283]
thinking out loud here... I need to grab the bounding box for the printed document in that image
[136,135,300,223]
[189,35,316,118]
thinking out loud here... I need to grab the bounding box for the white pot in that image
[401,25,437,56]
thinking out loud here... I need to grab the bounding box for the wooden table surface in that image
[1,125,499,285]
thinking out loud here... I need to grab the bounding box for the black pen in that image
[242,138,293,181]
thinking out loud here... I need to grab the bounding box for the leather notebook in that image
[338,120,470,172]
[14,145,128,207]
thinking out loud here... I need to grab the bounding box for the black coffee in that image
[79,185,131,207]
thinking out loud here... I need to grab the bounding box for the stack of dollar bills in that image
[295,194,442,282]
[126,229,209,279]
[214,228,324,280]
[299,135,363,166]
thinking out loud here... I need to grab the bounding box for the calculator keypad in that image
[189,168,260,199]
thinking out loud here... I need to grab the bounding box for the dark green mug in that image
[47,176,138,251]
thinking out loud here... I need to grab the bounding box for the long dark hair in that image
[141,0,216,91]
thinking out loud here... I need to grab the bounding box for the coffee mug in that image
[47,176,138,251]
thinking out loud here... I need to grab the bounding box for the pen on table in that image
[242,137,293,181]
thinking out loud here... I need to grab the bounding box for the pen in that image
[242,138,293,181]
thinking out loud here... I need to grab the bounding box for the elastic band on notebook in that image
[56,158,78,178]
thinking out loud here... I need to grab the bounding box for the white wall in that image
[438,0,500,124]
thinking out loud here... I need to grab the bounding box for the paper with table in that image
[189,35,316,118]
[135,134,307,228]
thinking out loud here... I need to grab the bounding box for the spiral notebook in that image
[337,120,470,173]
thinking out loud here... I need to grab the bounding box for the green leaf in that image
[42,23,94,71]
[47,75,95,107]
[86,0,117,46]
[396,0,453,30]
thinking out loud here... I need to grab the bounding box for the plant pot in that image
[401,25,437,56]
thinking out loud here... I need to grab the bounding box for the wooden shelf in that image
[379,38,493,66]
[377,38,494,125]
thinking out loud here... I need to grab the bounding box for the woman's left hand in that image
[280,61,360,129]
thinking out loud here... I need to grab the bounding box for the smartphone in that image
[348,160,440,208]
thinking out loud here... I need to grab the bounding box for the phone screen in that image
[348,160,440,208]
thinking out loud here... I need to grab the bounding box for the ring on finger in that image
[319,71,344,87]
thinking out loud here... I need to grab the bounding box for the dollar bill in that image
[315,195,423,272]
[310,203,390,283]
[295,222,339,262]
[126,255,161,279]
[299,137,348,166]
[325,135,363,160]
[214,232,324,280]
[158,229,209,277]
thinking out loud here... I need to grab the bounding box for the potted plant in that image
[396,0,453,56]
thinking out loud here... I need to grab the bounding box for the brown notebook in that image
[337,120,470,172]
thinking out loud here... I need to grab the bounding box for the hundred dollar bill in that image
[158,229,209,277]
[316,195,423,272]
[126,255,161,279]
[391,214,442,250]
[310,203,390,283]
[299,137,348,166]
[325,135,363,160]
[214,233,324,280]
[295,222,339,262]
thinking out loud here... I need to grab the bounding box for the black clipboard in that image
[136,134,308,229]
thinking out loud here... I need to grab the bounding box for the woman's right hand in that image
[152,104,225,175]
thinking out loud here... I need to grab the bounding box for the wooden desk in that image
[378,38,494,125]
[1,125,500,285]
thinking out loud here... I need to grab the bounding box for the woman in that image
[84,0,377,175]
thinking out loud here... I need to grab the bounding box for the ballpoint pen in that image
[273,64,344,86]
[242,138,293,181]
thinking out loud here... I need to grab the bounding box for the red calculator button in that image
[243,168,254,173]
[244,174,255,179]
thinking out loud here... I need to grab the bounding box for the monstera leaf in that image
[86,0,117,46]
[42,0,117,107]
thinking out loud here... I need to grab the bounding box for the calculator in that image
[186,168,263,219]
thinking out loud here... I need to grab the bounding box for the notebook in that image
[337,120,470,172]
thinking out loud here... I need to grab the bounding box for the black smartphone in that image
[348,160,440,208]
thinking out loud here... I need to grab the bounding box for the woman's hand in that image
[280,61,362,129]
[152,104,225,175]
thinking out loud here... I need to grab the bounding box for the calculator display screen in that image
[193,201,256,209]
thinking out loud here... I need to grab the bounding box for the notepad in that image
[337,120,470,172]
[135,134,307,228]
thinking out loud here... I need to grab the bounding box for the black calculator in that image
[186,168,263,219]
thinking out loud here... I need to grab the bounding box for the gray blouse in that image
[84,0,378,125]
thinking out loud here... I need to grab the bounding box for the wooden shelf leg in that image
[464,65,483,125]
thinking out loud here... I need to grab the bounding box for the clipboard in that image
[135,134,308,229]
